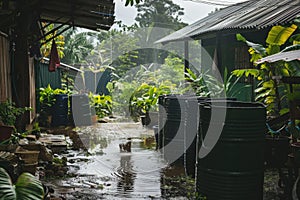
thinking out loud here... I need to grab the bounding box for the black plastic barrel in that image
[183,96,199,176]
[158,95,167,150]
[51,94,69,126]
[158,94,180,150]
[162,95,194,165]
[70,94,92,126]
[184,97,237,177]
[196,101,266,200]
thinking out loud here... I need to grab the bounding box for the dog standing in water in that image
[119,138,132,152]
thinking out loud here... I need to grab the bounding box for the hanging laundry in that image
[48,40,60,72]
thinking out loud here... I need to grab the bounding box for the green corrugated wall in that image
[35,61,62,112]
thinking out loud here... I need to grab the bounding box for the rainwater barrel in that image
[162,95,191,165]
[184,97,236,177]
[196,101,266,200]
[51,94,69,126]
[158,95,167,150]
[70,94,92,126]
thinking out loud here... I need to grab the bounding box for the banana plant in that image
[0,168,44,200]
[233,24,298,116]
[185,68,249,98]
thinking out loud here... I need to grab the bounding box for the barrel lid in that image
[200,101,266,109]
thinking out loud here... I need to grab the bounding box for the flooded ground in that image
[44,123,195,199]
[42,122,289,200]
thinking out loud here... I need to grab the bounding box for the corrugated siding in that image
[35,61,61,113]
[0,35,11,102]
[35,61,61,90]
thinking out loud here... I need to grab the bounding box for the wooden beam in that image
[13,2,31,131]
[184,40,189,78]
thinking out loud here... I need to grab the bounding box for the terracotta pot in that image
[15,147,40,164]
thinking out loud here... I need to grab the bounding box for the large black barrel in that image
[158,95,167,150]
[184,98,236,177]
[162,95,193,165]
[70,94,92,126]
[51,94,69,126]
[196,101,266,200]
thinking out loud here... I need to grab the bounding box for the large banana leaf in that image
[236,34,267,56]
[266,24,298,46]
[15,173,44,200]
[0,168,44,200]
[0,168,15,200]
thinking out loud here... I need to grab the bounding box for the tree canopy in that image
[135,0,186,30]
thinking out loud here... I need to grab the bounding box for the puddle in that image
[44,123,194,199]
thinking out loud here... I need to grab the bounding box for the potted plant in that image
[0,100,30,142]
[39,84,68,127]
[89,93,113,122]
[129,83,171,126]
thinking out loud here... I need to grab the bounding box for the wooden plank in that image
[29,57,36,123]
[0,36,11,102]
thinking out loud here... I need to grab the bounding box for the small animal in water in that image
[119,138,132,152]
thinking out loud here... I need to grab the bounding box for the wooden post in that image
[184,40,189,78]
[13,3,31,131]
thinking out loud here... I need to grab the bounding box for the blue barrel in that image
[51,94,69,126]
[70,94,92,126]
[196,101,266,200]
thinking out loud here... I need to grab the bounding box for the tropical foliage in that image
[135,0,186,30]
[0,101,30,127]
[40,23,65,59]
[39,85,69,127]
[129,83,171,121]
[110,56,183,118]
[89,93,113,118]
[185,68,247,98]
[233,24,299,116]
[61,29,95,65]
[0,168,44,200]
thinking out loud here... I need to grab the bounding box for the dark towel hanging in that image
[48,40,60,72]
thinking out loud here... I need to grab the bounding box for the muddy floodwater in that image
[44,123,195,200]
[42,122,286,200]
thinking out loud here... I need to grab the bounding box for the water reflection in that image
[117,154,136,194]
[49,124,197,199]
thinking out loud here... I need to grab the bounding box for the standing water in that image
[44,123,194,199]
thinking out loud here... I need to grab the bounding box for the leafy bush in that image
[39,85,69,126]
[129,83,171,121]
[0,101,30,126]
[89,93,113,118]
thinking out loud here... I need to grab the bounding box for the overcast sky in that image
[114,0,247,27]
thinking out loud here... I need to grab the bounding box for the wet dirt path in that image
[44,123,192,200]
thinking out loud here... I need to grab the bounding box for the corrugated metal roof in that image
[0,0,115,32]
[40,0,115,31]
[256,49,300,64]
[157,0,300,44]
